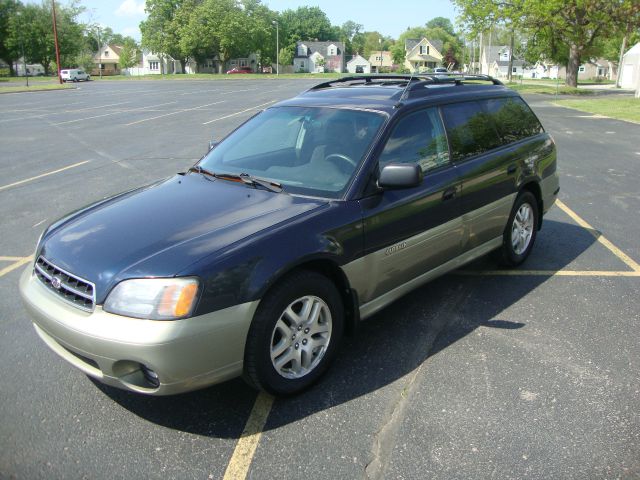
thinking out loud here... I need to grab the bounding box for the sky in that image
[34,0,459,41]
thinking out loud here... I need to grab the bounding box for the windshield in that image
[198,106,386,198]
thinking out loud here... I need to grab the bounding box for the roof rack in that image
[308,74,503,92]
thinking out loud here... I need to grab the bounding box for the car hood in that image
[40,173,327,302]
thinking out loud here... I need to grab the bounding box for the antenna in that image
[396,66,417,107]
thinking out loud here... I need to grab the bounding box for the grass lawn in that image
[552,96,640,123]
[0,83,73,94]
[506,83,595,95]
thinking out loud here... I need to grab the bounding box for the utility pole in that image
[52,0,62,84]
[272,20,279,75]
[16,11,28,87]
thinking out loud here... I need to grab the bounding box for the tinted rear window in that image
[481,97,544,143]
[441,101,502,161]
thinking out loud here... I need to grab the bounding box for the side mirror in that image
[378,163,423,189]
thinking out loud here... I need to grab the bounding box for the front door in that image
[344,107,463,310]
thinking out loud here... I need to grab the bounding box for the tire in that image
[496,190,539,266]
[243,270,344,395]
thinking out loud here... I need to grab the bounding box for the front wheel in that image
[497,191,539,266]
[243,270,344,395]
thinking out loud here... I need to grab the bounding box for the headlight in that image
[103,278,199,320]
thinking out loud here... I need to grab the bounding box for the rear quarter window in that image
[481,97,544,143]
[440,101,502,162]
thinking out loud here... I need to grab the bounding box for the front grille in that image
[34,256,96,312]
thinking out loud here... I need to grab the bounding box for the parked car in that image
[433,67,449,73]
[226,67,253,74]
[20,74,558,396]
[60,68,90,82]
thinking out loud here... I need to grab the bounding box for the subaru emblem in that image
[51,276,62,289]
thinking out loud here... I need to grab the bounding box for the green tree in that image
[141,0,195,73]
[5,1,85,75]
[453,0,640,87]
[0,0,20,75]
[118,38,138,71]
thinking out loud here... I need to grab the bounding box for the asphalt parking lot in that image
[0,79,639,480]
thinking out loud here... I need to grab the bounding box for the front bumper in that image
[19,267,259,395]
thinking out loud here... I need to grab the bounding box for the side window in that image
[379,108,450,173]
[482,97,544,144]
[441,101,502,161]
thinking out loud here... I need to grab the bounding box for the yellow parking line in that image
[555,199,640,272]
[0,256,25,261]
[0,160,90,192]
[222,392,274,480]
[456,270,640,277]
[0,256,32,278]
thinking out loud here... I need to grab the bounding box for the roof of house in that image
[495,59,525,67]
[347,55,370,66]
[295,41,345,59]
[483,46,509,62]
[405,38,444,55]
[623,42,640,58]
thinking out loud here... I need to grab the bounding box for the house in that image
[490,59,526,79]
[93,44,122,76]
[578,58,617,80]
[368,51,393,73]
[226,53,259,73]
[12,58,45,76]
[403,38,444,72]
[620,42,640,89]
[346,55,371,74]
[479,45,510,75]
[294,41,345,73]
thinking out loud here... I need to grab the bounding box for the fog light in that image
[141,364,160,388]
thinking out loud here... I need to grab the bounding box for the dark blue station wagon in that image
[20,75,559,396]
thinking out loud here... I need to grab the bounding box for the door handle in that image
[442,187,456,201]
[507,164,517,174]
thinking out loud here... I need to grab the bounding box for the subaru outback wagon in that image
[20,75,559,396]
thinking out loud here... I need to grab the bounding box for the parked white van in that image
[60,69,90,82]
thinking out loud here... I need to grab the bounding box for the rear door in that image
[351,107,463,306]
[440,100,517,251]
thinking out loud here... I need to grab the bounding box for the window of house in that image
[149,61,159,70]
[104,51,109,57]
[512,67,517,73]
[597,67,605,76]
[441,101,503,162]
[419,45,430,55]
[579,66,585,73]
[328,47,335,56]
[379,108,450,173]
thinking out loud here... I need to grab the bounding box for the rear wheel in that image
[243,270,344,395]
[497,191,539,266]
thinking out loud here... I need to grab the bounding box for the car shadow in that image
[95,219,599,437]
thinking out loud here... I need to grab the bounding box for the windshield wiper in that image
[188,166,283,193]
[238,173,283,193]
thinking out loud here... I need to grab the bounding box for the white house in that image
[619,42,640,89]
[12,58,45,76]
[294,41,345,73]
[346,55,371,74]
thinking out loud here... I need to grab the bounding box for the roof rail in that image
[308,73,503,92]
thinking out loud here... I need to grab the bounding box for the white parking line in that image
[125,100,225,126]
[202,100,275,125]
[52,101,179,125]
[0,101,134,124]
[0,160,90,192]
